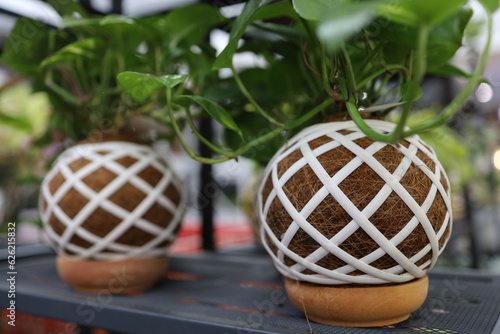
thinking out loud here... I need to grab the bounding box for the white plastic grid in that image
[258,120,452,285]
[40,141,185,260]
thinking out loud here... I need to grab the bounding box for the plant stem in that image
[286,99,334,129]
[358,41,382,74]
[45,71,79,105]
[230,65,284,127]
[298,53,321,98]
[346,101,392,141]
[233,127,283,156]
[165,87,230,164]
[412,22,428,87]
[300,16,330,94]
[169,97,334,163]
[320,46,333,97]
[183,104,239,157]
[388,22,428,141]
[340,45,358,103]
[154,45,162,74]
[355,65,408,90]
[346,22,429,143]
[403,9,494,137]
[374,73,392,97]
[76,59,90,93]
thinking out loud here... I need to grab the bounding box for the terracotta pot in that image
[57,256,169,294]
[285,276,428,327]
[39,134,184,293]
[257,120,452,326]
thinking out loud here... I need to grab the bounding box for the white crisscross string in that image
[258,120,452,285]
[40,142,185,260]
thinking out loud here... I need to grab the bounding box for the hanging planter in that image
[39,133,185,293]
[257,120,452,326]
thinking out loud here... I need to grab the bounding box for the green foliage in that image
[0,82,50,189]
[0,112,33,132]
[223,112,286,163]
[159,75,189,89]
[40,38,104,67]
[177,95,243,137]
[1,18,69,77]
[121,0,496,164]
[117,72,188,103]
[379,0,467,26]
[213,0,298,70]
[317,3,377,51]
[46,0,88,17]
[478,0,500,13]
[117,72,165,103]
[380,8,472,67]
[293,0,394,50]
[399,82,423,103]
[154,4,225,47]
[0,3,222,141]
[1,0,496,166]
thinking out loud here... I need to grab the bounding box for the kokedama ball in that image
[39,137,184,260]
[258,120,452,285]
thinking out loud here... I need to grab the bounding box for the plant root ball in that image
[39,134,184,260]
[258,120,452,285]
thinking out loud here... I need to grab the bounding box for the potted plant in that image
[250,0,496,326]
[118,0,497,325]
[0,1,224,293]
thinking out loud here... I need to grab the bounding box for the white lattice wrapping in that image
[258,120,452,285]
[40,141,185,260]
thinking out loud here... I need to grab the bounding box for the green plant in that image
[0,1,232,227]
[0,81,51,224]
[118,0,498,165]
[0,1,224,141]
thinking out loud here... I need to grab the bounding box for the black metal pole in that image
[463,184,481,269]
[198,118,215,251]
[79,0,93,13]
[111,0,123,14]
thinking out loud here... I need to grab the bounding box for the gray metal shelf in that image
[1,246,500,334]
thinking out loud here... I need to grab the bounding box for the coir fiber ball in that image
[39,132,185,293]
[257,120,452,326]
